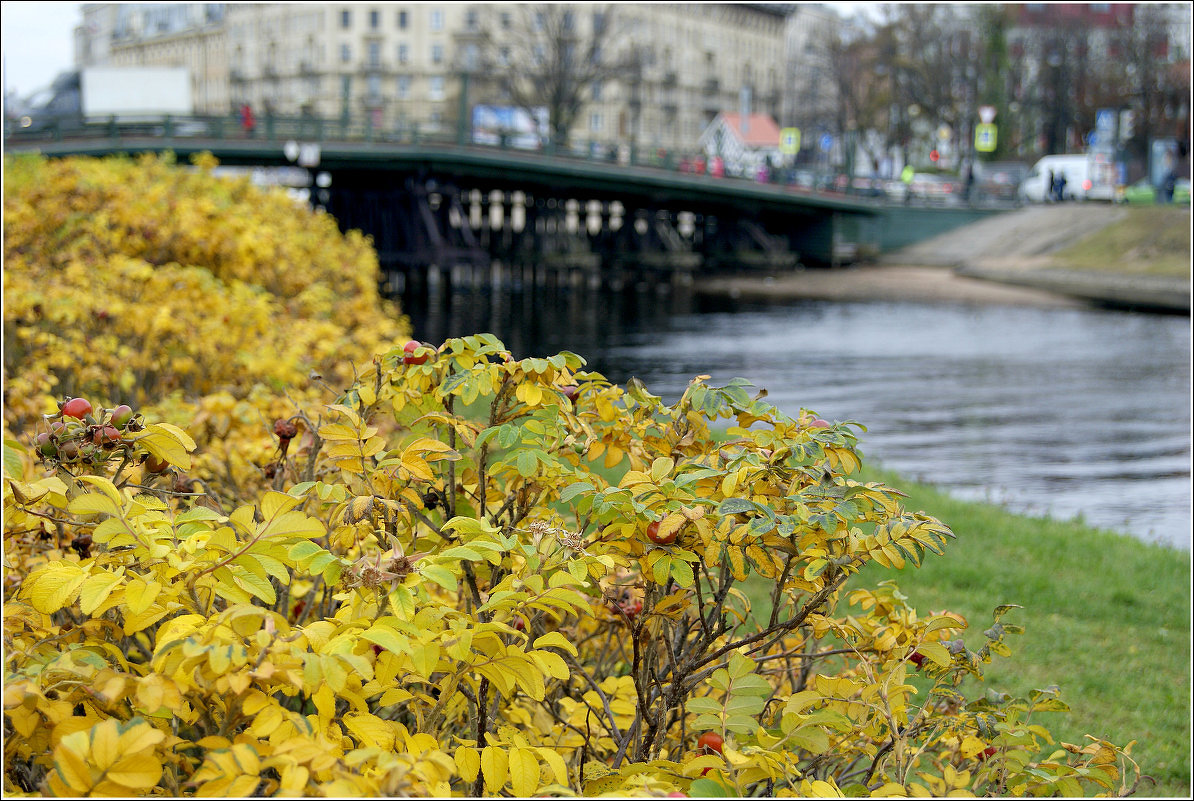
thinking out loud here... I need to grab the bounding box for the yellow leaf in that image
[107,752,164,789]
[53,732,96,794]
[455,746,481,783]
[78,475,123,505]
[312,684,336,721]
[916,641,952,667]
[533,631,579,657]
[960,735,988,759]
[536,747,569,786]
[261,491,303,520]
[481,745,508,794]
[530,650,570,680]
[509,747,540,797]
[23,562,87,614]
[400,452,436,483]
[343,712,396,750]
[89,718,121,771]
[68,492,122,517]
[150,421,196,451]
[79,571,124,616]
[133,427,192,471]
[657,512,688,540]
[358,381,377,406]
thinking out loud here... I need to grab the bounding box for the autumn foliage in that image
[2,155,1140,797]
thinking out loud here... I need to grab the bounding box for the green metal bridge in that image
[3,115,1003,280]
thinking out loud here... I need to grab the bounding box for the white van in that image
[1019,154,1092,202]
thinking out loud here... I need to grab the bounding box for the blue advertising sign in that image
[819,134,833,152]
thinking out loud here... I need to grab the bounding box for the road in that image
[695,205,1190,313]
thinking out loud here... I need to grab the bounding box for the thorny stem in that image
[471,676,491,797]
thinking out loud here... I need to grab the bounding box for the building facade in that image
[75,2,807,154]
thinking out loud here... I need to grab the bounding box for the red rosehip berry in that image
[697,731,724,755]
[92,425,122,448]
[273,418,297,440]
[646,519,677,545]
[909,651,927,668]
[143,454,170,474]
[110,404,134,428]
[402,340,430,365]
[61,398,93,419]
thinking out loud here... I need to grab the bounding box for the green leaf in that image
[670,559,695,588]
[363,625,411,655]
[689,778,733,797]
[3,439,25,480]
[420,564,458,591]
[558,482,594,503]
[685,697,723,715]
[516,449,539,478]
[717,498,758,516]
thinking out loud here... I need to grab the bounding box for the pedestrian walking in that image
[239,103,256,137]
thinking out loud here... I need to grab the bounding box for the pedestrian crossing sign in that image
[975,123,997,153]
[780,127,801,155]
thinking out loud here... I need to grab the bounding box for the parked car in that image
[1118,177,1191,205]
[907,173,958,204]
[975,162,1029,202]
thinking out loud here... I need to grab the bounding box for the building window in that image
[466,10,478,30]
[340,43,351,63]
[397,75,411,99]
[367,73,381,99]
[429,75,445,100]
[591,81,602,101]
[498,47,510,67]
[431,43,444,64]
[368,41,380,67]
[398,10,408,29]
[398,43,409,64]
[340,10,351,28]
[430,9,444,31]
[369,9,379,29]
[500,11,511,29]
[590,112,602,132]
[463,43,479,70]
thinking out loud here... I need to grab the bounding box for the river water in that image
[401,279,1192,549]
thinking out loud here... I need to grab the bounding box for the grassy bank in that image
[1052,206,1192,278]
[848,467,1190,798]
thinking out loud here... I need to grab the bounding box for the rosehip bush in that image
[2,151,410,428]
[2,335,1142,797]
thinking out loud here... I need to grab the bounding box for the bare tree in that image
[475,4,633,150]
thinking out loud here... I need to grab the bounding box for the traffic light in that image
[929,149,940,163]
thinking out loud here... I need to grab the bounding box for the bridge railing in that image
[3,112,1014,207]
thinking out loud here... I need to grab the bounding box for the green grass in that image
[841,467,1191,798]
[1053,206,1192,278]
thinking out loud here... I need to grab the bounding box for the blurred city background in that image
[4,2,1191,201]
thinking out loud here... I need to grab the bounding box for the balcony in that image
[360,60,390,74]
